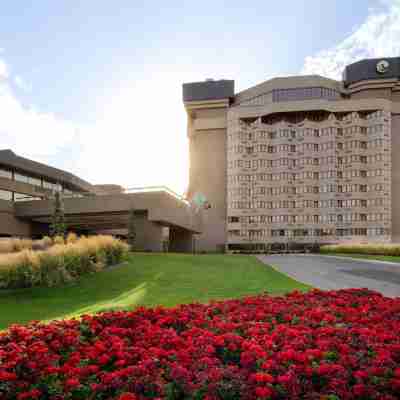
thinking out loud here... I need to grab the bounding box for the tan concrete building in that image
[183,57,400,251]
[0,150,200,251]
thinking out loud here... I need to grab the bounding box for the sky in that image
[1,0,400,194]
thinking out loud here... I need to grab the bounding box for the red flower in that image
[65,377,80,389]
[252,372,274,384]
[255,386,273,398]
[0,289,399,399]
[118,393,137,400]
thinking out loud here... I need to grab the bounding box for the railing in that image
[124,186,189,204]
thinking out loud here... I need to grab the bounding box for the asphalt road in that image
[257,254,400,297]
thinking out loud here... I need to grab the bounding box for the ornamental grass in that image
[0,235,129,289]
[1,289,400,399]
[321,243,400,256]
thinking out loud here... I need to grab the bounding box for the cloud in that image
[0,56,78,161]
[0,53,189,193]
[0,59,8,80]
[14,75,32,92]
[301,0,400,79]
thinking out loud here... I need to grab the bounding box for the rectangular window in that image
[0,169,12,180]
[13,192,42,202]
[0,189,12,201]
[14,173,29,184]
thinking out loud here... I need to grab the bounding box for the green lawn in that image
[0,253,309,329]
[322,252,400,263]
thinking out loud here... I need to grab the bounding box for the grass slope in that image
[0,253,309,329]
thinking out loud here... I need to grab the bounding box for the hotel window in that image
[0,169,12,180]
[0,189,12,201]
[14,173,29,184]
[27,176,42,187]
[268,131,277,139]
[14,192,42,202]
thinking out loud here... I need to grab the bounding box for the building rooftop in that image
[0,149,94,192]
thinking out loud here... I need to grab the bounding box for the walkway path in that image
[257,254,400,297]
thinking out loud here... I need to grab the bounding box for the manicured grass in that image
[0,253,309,329]
[322,252,400,263]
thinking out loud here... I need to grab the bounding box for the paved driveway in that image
[257,254,400,297]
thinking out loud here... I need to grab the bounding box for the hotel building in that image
[183,57,400,252]
[0,149,200,251]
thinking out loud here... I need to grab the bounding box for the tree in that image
[127,206,136,251]
[50,191,67,238]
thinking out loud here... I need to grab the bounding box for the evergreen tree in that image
[50,191,67,238]
[127,206,136,251]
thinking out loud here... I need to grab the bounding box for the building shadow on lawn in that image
[57,282,149,321]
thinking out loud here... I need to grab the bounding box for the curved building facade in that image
[183,57,400,251]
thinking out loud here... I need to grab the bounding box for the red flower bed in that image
[1,289,400,399]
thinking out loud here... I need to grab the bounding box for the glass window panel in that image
[0,169,12,179]
[14,173,29,183]
[0,189,12,201]
[14,192,42,202]
[27,176,42,187]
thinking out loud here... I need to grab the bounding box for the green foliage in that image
[50,191,67,238]
[321,243,400,256]
[127,207,136,251]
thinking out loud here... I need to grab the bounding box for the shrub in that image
[321,243,400,256]
[0,238,33,254]
[0,237,53,254]
[66,232,78,244]
[53,235,65,246]
[0,235,129,289]
[1,289,400,399]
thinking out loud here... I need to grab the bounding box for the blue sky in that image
[0,0,399,193]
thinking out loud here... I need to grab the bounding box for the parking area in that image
[257,254,400,297]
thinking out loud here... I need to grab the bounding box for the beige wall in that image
[391,114,400,242]
[133,213,164,252]
[0,200,32,237]
[187,105,228,252]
